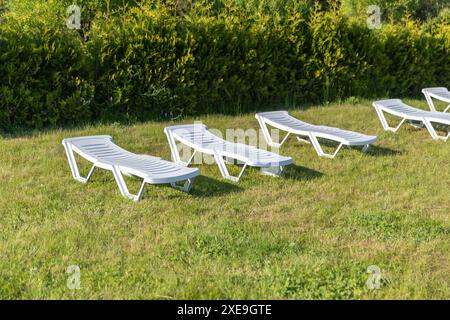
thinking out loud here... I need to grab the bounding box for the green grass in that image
[0,99,449,299]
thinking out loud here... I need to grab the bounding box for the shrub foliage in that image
[0,0,449,130]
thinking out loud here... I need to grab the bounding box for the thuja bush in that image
[340,0,448,22]
[0,17,93,129]
[375,19,449,97]
[0,0,448,131]
[86,7,193,121]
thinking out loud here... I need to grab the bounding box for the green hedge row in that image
[0,1,449,130]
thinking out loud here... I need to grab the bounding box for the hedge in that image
[0,0,449,130]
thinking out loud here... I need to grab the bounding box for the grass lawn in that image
[0,99,448,299]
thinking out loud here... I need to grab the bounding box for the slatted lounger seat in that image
[164,124,293,182]
[422,87,450,112]
[255,111,378,158]
[373,99,450,141]
[62,136,199,201]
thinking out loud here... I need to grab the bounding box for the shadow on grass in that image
[0,100,316,139]
[283,164,324,181]
[314,141,402,157]
[189,175,244,198]
[365,145,403,157]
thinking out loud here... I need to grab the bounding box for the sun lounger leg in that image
[260,166,283,177]
[423,92,437,112]
[170,179,194,192]
[256,115,278,147]
[256,115,290,148]
[309,135,343,159]
[423,120,450,141]
[296,136,311,144]
[111,165,146,201]
[84,165,96,182]
[63,142,96,183]
[374,107,407,132]
[408,120,425,128]
[165,131,197,166]
[423,91,450,113]
[213,152,248,182]
[165,131,183,164]
[362,144,370,153]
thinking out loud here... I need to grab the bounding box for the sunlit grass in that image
[0,99,448,299]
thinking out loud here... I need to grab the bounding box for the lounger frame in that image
[62,136,198,201]
[373,99,450,141]
[422,87,450,113]
[256,111,377,159]
[165,124,292,182]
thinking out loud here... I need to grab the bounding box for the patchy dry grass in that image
[0,99,448,299]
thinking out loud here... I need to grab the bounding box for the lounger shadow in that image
[364,145,403,157]
[188,175,244,197]
[282,164,324,181]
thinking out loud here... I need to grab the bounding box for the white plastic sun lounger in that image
[373,99,450,141]
[164,124,293,182]
[255,111,378,158]
[422,87,450,112]
[62,136,199,201]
